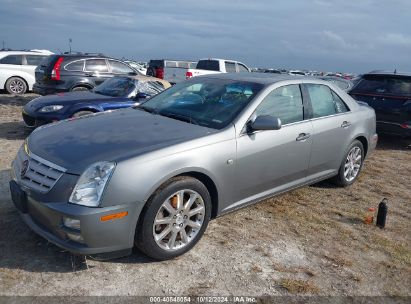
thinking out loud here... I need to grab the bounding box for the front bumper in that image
[22,108,64,128]
[10,179,143,255]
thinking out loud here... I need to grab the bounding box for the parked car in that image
[0,49,53,94]
[146,59,197,84]
[185,58,250,79]
[10,74,377,260]
[33,53,139,95]
[349,70,411,137]
[288,70,308,76]
[318,76,353,92]
[22,75,170,127]
[124,60,147,75]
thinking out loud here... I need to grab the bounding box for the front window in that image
[109,60,135,74]
[255,85,304,125]
[93,77,136,97]
[137,78,264,129]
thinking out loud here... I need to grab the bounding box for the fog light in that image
[66,232,84,243]
[63,217,81,230]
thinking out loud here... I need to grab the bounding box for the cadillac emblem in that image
[20,160,29,178]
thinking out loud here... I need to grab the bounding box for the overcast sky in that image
[1,0,410,73]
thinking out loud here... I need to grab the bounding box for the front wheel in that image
[135,177,211,260]
[335,140,364,187]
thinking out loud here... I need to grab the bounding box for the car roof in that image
[366,70,411,77]
[199,72,315,85]
[0,50,52,56]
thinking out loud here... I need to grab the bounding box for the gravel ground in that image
[0,93,410,296]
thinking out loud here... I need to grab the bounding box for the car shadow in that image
[376,134,411,151]
[0,92,38,106]
[0,121,32,140]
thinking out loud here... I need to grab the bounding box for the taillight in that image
[51,57,64,80]
[155,68,164,79]
[400,122,411,129]
[186,71,193,79]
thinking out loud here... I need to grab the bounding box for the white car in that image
[185,58,250,79]
[0,49,53,94]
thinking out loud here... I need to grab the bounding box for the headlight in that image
[69,161,115,207]
[39,105,64,112]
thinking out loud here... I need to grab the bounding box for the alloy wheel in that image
[344,146,362,182]
[153,189,205,251]
[9,79,25,94]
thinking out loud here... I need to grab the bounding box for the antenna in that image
[2,40,5,49]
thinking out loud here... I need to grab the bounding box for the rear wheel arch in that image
[355,135,368,157]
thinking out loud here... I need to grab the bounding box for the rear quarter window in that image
[64,60,85,71]
[25,55,49,66]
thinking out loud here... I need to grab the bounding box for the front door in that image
[233,84,313,207]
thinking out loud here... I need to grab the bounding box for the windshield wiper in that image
[159,112,200,126]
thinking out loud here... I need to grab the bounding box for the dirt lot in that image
[0,93,410,297]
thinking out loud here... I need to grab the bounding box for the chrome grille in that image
[14,146,66,193]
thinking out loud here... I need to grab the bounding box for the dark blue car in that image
[22,76,170,127]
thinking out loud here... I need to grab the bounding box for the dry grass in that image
[278,279,319,294]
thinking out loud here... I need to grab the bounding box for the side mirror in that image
[249,115,282,132]
[135,92,150,100]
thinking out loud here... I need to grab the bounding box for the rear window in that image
[196,60,220,71]
[0,55,23,65]
[353,75,411,96]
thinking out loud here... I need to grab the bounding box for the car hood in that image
[25,91,128,110]
[27,108,215,174]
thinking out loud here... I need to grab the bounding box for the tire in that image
[334,140,364,187]
[71,110,94,117]
[135,176,212,260]
[71,86,90,92]
[5,77,27,95]
[146,67,156,77]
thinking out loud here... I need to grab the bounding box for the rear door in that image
[303,83,353,178]
[84,58,112,86]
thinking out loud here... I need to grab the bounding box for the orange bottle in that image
[364,207,376,224]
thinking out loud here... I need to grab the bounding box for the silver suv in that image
[10,74,377,260]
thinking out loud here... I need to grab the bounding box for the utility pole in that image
[69,38,72,53]
[2,41,5,50]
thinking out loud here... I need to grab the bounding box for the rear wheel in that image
[6,77,27,95]
[71,86,90,92]
[135,177,211,260]
[335,140,364,187]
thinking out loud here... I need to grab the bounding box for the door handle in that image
[296,133,311,141]
[341,121,351,128]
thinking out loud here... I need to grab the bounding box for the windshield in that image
[94,77,136,97]
[137,78,264,129]
[353,75,411,96]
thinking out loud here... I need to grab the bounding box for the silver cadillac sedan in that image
[10,73,377,260]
